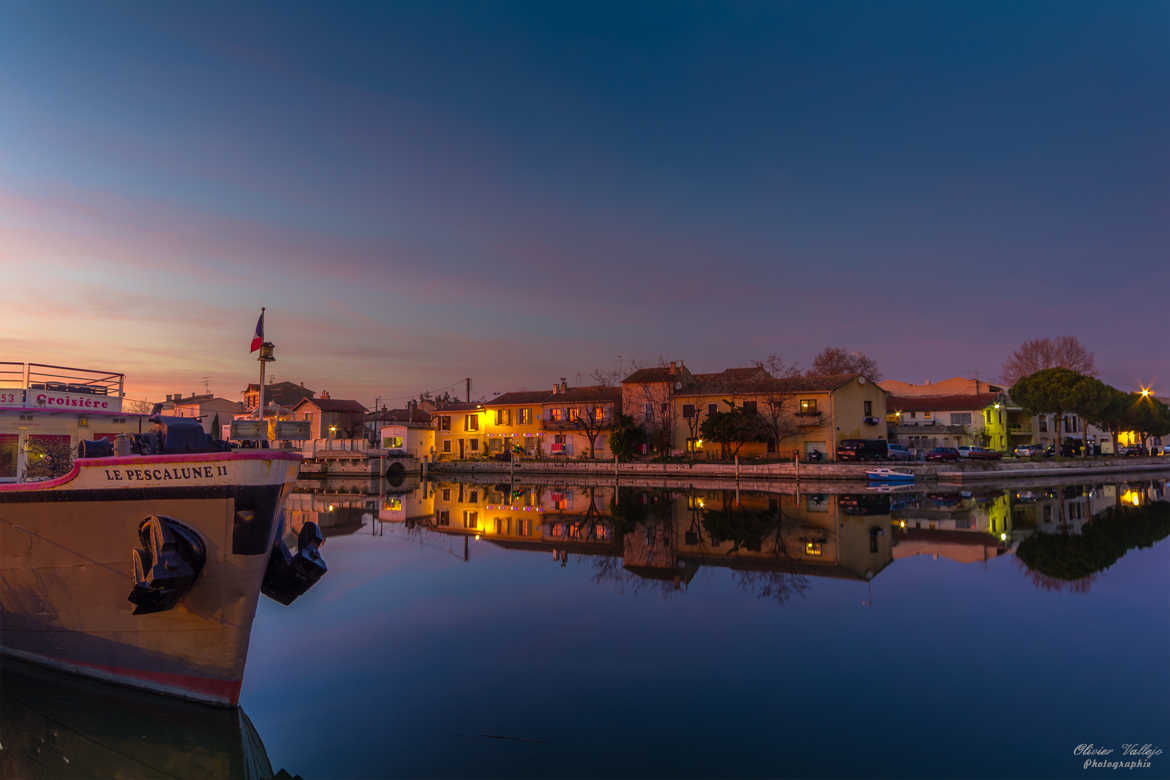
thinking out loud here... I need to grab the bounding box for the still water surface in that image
[4,473,1169,778]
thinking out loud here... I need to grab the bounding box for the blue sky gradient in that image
[2,1,1166,403]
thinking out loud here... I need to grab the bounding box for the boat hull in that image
[0,451,301,706]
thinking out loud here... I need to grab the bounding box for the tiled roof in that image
[622,365,684,384]
[487,390,552,405]
[432,402,483,412]
[294,397,368,413]
[368,408,432,423]
[686,370,864,395]
[545,385,622,404]
[889,393,1001,413]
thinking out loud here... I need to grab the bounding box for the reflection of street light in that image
[329,424,337,438]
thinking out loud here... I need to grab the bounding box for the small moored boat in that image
[866,468,916,483]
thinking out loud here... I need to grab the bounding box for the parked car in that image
[1157,445,1170,456]
[956,446,975,459]
[967,446,1003,460]
[837,439,889,462]
[886,443,913,461]
[926,447,960,462]
[1117,445,1144,457]
[1013,443,1046,458]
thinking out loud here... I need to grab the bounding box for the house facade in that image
[242,381,314,413]
[155,393,244,438]
[539,383,621,458]
[667,369,887,461]
[432,402,486,460]
[292,395,369,440]
[483,390,549,458]
[888,392,1012,451]
[378,408,434,459]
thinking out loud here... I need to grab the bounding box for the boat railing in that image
[0,362,125,397]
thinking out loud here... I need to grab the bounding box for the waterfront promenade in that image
[430,456,1170,483]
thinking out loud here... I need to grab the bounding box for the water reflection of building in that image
[327,476,1170,595]
[287,484,378,538]
[892,491,1013,564]
[418,482,893,585]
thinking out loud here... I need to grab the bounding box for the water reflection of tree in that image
[701,493,809,604]
[1015,499,1169,587]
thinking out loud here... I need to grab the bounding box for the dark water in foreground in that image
[4,474,1169,778]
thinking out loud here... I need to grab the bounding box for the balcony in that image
[795,411,823,426]
[543,417,612,431]
[1009,424,1033,435]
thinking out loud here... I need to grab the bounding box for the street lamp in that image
[329,424,337,439]
[1140,387,1152,398]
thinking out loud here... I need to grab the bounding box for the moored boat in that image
[0,362,325,706]
[866,468,916,483]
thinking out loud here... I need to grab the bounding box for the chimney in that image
[669,361,678,373]
[560,378,567,393]
[552,382,559,395]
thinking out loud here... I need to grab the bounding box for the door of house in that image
[458,439,465,458]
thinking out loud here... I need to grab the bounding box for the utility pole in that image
[465,377,471,403]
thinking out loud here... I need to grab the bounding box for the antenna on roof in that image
[201,376,211,395]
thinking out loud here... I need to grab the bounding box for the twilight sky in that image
[2,1,1166,406]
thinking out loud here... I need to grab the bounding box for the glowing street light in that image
[1139,387,1152,398]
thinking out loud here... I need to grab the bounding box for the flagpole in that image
[256,307,267,423]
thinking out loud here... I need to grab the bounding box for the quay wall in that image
[429,458,1170,483]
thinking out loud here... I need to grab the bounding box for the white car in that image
[956,446,975,458]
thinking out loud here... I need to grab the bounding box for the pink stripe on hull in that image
[2,647,243,706]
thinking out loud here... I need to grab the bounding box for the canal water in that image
[3,473,1168,778]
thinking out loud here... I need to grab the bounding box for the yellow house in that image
[482,390,549,458]
[431,402,486,460]
[670,368,888,461]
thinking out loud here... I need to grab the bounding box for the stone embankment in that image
[428,457,1170,483]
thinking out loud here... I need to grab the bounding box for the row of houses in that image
[381,362,888,461]
[882,377,1151,454]
[156,370,1159,459]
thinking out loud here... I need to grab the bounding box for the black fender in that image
[128,516,206,615]
[261,520,327,606]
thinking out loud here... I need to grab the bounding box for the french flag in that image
[250,309,265,352]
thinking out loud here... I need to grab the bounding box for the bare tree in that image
[1002,337,1096,385]
[754,353,801,379]
[681,402,706,456]
[758,393,801,459]
[571,405,609,459]
[809,347,881,381]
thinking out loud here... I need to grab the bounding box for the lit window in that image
[550,408,564,422]
[805,541,823,557]
[464,415,479,432]
[463,510,478,529]
[520,408,532,424]
[569,408,581,421]
[593,406,605,420]
[800,399,817,415]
